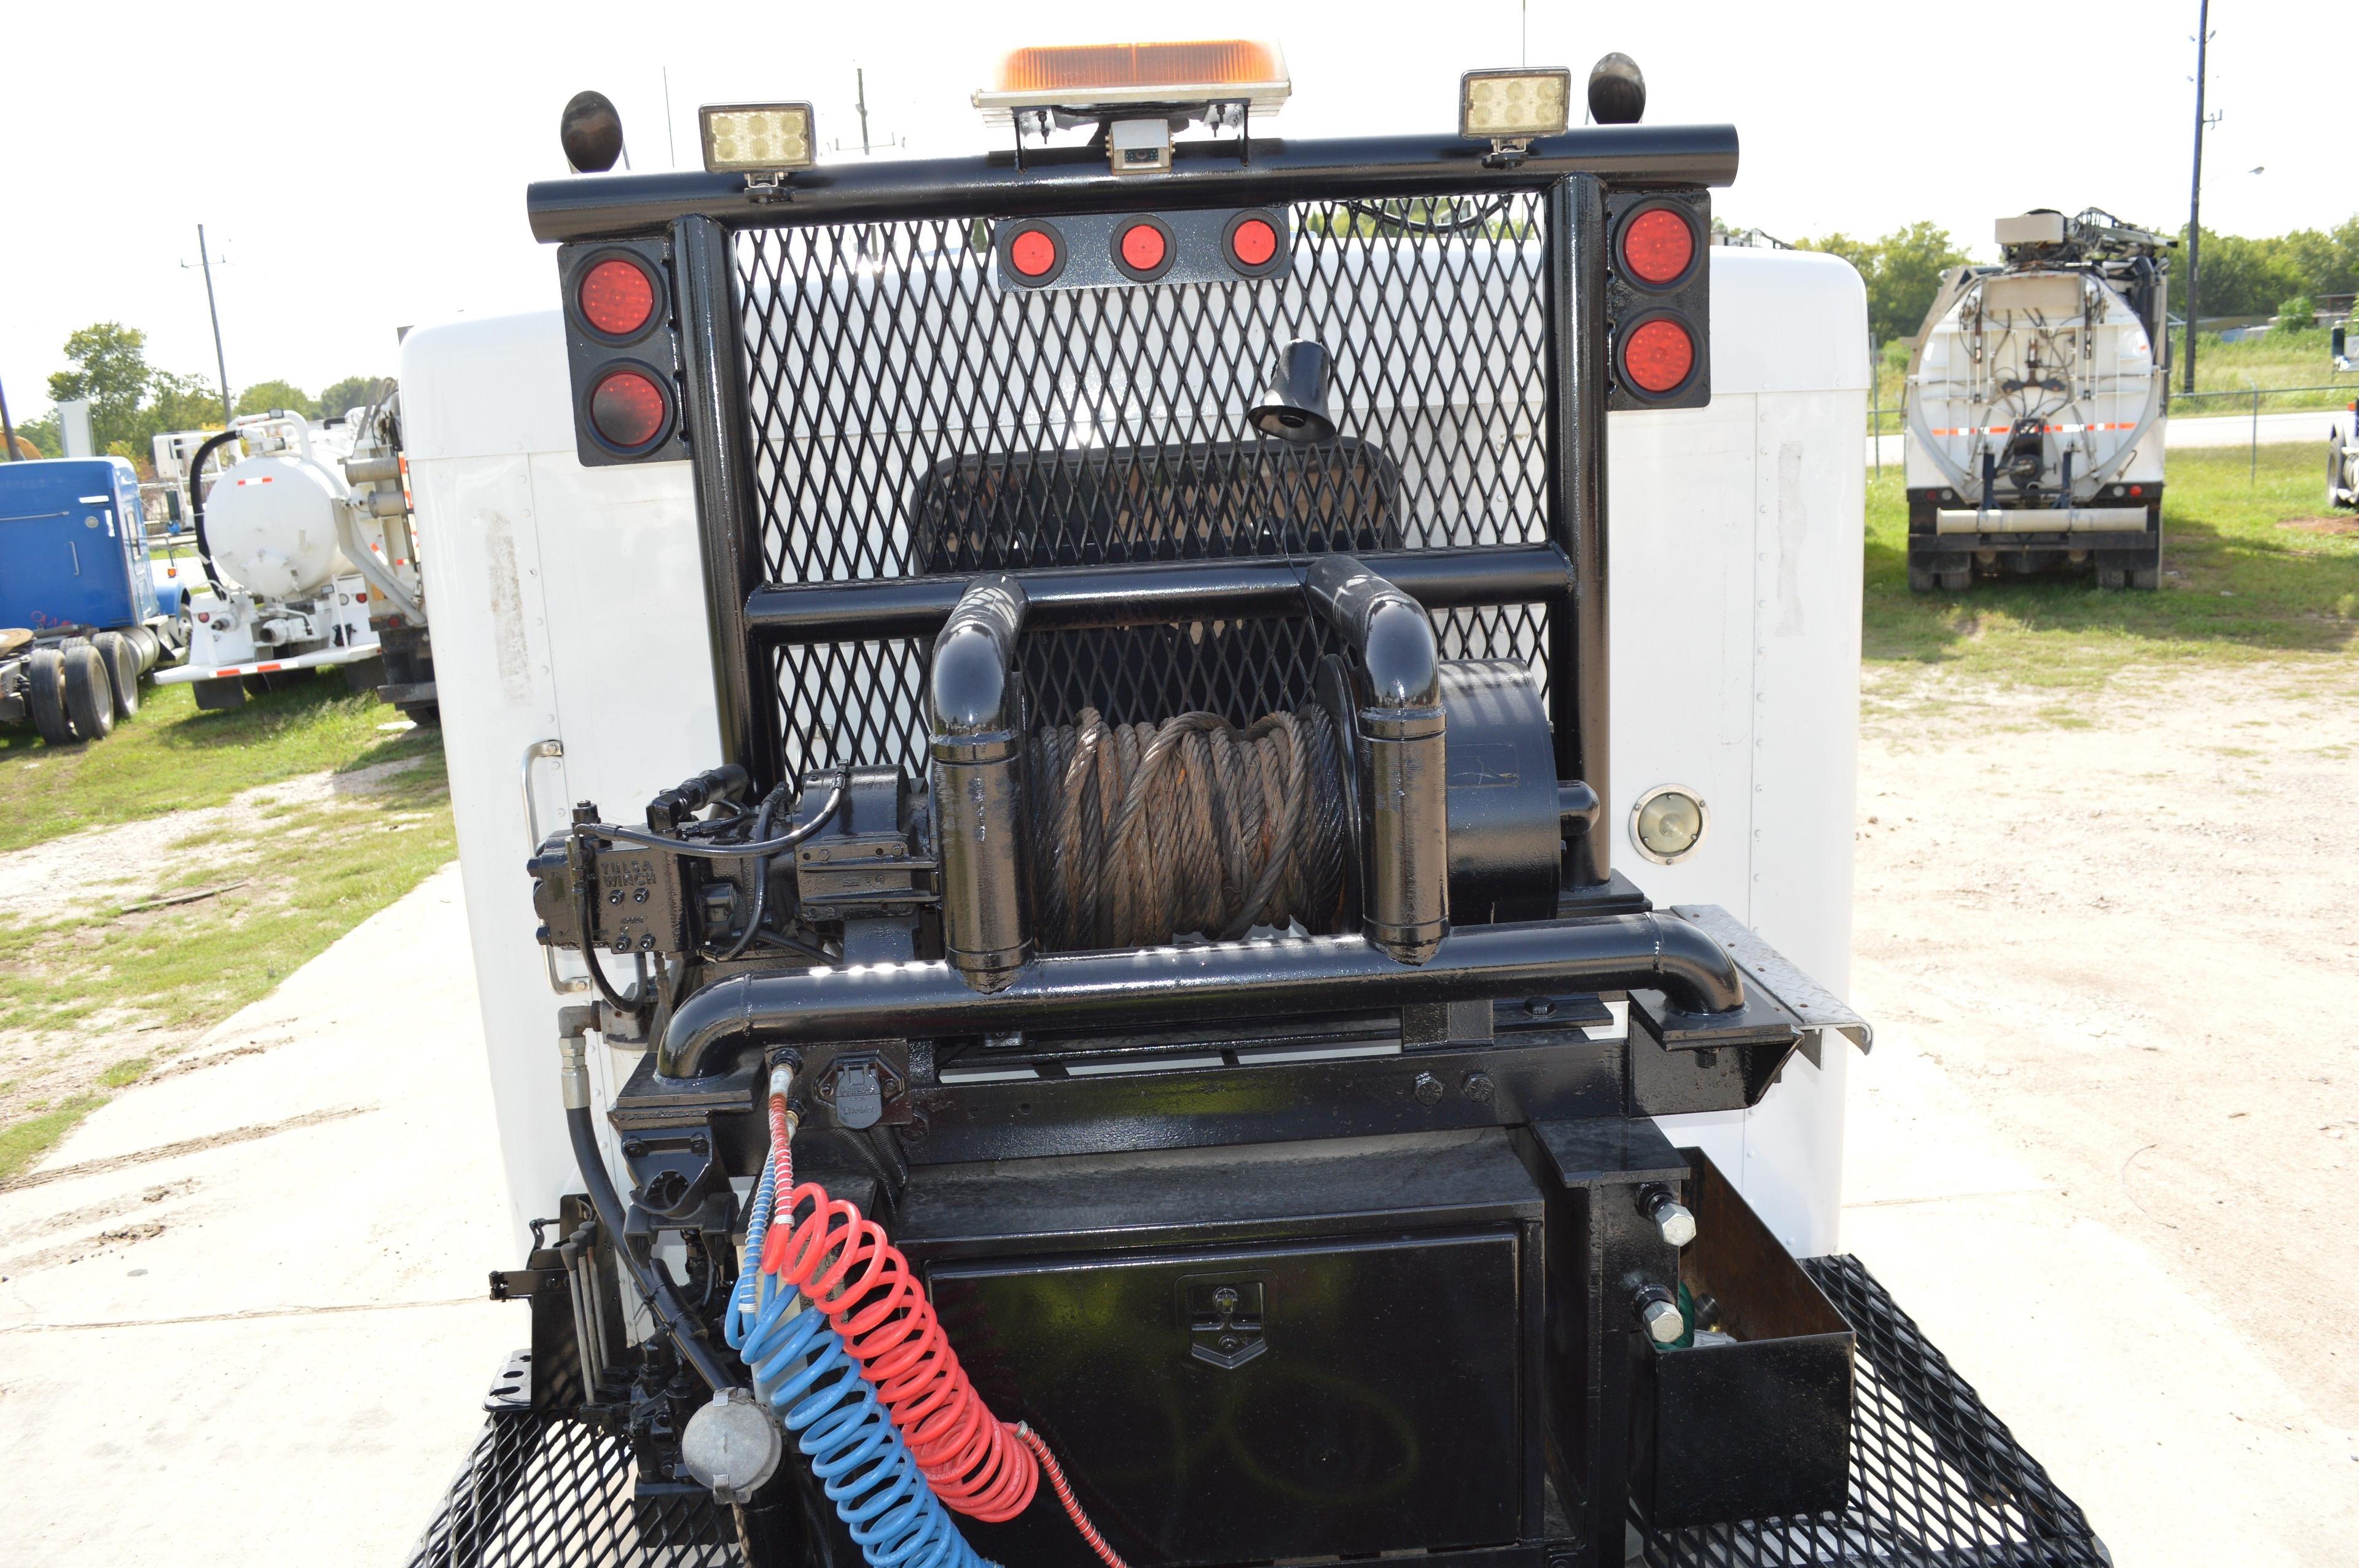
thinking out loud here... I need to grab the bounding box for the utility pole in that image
[2183,0,2215,394]
[0,376,17,461]
[856,68,872,156]
[189,225,233,422]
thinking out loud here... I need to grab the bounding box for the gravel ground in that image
[1845,656,2359,1561]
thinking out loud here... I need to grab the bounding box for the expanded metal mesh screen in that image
[734,195,1556,779]
[407,1257,2104,1568]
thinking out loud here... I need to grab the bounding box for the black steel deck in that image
[405,1255,2103,1568]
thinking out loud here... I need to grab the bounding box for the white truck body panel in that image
[406,245,1866,1263]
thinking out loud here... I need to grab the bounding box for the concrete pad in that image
[1844,1024,2359,1568]
[0,864,518,1567]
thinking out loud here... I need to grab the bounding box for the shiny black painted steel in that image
[1306,558,1448,962]
[901,1130,1543,1568]
[1545,177,1613,887]
[672,216,773,781]
[742,545,1571,642]
[1440,661,1564,924]
[927,575,1032,991]
[656,913,1745,1079]
[563,1104,730,1391]
[527,127,1741,243]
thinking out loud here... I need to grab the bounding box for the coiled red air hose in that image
[759,1096,1130,1567]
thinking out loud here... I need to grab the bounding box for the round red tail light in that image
[1120,223,1167,271]
[1009,228,1059,278]
[589,368,669,451]
[1230,217,1277,267]
[1619,208,1696,286]
[1620,318,1696,396]
[579,257,657,338]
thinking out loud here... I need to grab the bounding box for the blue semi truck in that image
[0,455,186,744]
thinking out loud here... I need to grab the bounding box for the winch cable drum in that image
[1027,705,1350,951]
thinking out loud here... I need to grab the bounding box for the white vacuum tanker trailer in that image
[152,387,438,720]
[1904,208,2173,590]
[396,50,2110,1568]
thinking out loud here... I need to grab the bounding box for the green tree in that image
[315,375,384,419]
[2183,226,2305,321]
[233,379,316,419]
[1796,222,1971,345]
[46,322,155,454]
[2280,216,2359,300]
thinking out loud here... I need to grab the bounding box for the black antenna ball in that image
[561,90,625,174]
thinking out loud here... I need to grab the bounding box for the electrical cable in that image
[586,776,845,859]
[717,782,789,961]
[1027,706,1346,951]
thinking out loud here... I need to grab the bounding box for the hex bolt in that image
[689,1135,710,1156]
[1412,1072,1444,1106]
[633,887,649,903]
[1461,1071,1495,1103]
[622,1139,647,1158]
[1524,997,1555,1018]
[608,889,624,905]
[1637,1182,1697,1247]
[1636,1290,1684,1345]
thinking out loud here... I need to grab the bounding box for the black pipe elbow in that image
[1303,556,1439,708]
[1641,911,1747,1015]
[926,574,1027,739]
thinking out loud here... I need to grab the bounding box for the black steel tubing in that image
[657,913,1747,1079]
[564,1104,733,1391]
[1545,176,1613,887]
[928,575,1034,993]
[529,127,1740,243]
[742,546,1573,642]
[1305,558,1449,962]
[673,216,777,785]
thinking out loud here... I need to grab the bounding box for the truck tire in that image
[1906,565,1937,593]
[62,643,115,741]
[26,648,72,744]
[2130,564,2160,591]
[95,632,139,719]
[194,676,248,712]
[1937,567,1971,591]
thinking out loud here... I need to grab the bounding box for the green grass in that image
[0,752,455,1039]
[1863,442,2359,686]
[0,676,440,854]
[0,686,456,1188]
[0,1094,101,1185]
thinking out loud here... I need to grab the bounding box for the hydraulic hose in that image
[184,429,243,597]
[560,1021,731,1391]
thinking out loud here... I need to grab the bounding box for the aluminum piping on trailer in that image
[526,126,1742,243]
[655,911,1748,1081]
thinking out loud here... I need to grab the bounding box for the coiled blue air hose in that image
[727,1147,997,1568]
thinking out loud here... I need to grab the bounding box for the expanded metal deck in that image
[406,1255,2103,1568]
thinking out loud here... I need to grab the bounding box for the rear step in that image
[405,1255,2106,1568]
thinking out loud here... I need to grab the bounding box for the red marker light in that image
[580,258,656,337]
[2128,484,2145,497]
[1120,222,1167,272]
[1621,318,1696,395]
[1009,228,1058,278]
[1230,217,1277,268]
[589,369,668,450]
[1620,208,1695,286]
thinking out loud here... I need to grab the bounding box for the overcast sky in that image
[0,1,2336,419]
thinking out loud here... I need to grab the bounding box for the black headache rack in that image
[495,125,2097,1568]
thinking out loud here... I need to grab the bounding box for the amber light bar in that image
[974,39,1289,122]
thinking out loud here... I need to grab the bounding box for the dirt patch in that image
[0,759,423,924]
[1853,658,2359,1424]
[0,1104,374,1195]
[2282,515,2359,537]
